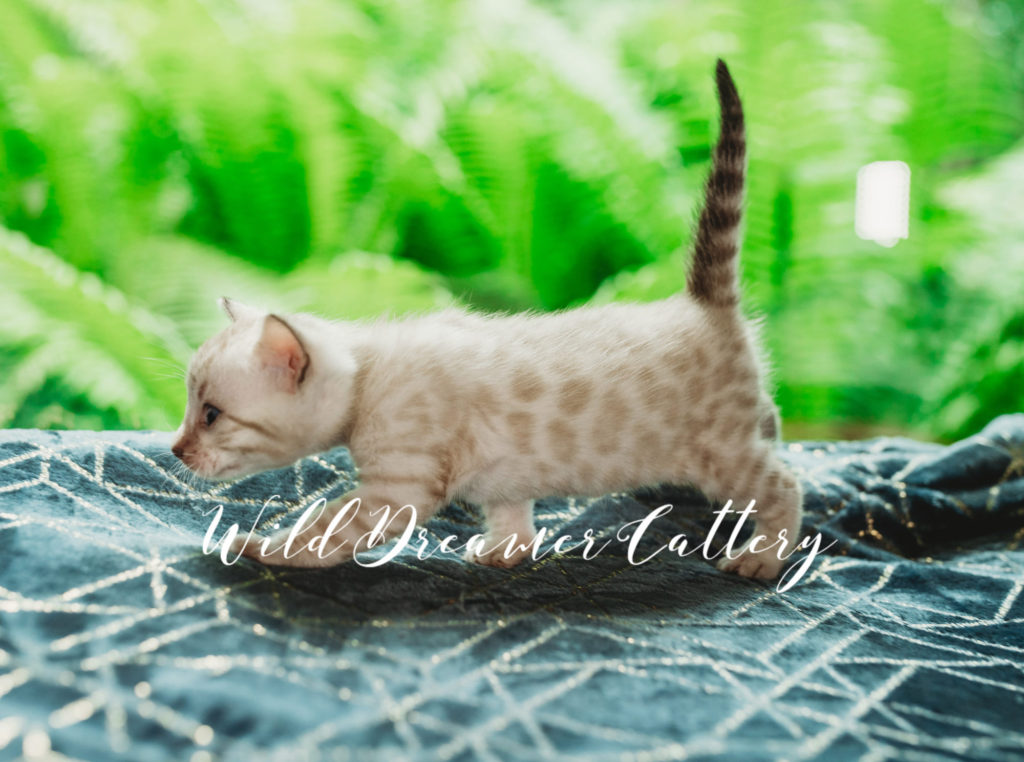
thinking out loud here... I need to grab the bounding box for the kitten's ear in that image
[219,297,258,323]
[256,315,309,393]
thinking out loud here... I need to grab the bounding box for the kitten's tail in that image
[686,59,746,310]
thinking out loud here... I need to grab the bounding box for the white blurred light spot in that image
[193,724,214,746]
[22,728,51,759]
[856,161,910,247]
[32,55,61,81]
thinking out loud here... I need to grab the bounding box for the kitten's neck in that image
[287,314,373,452]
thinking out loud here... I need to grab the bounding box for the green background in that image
[1,0,1022,441]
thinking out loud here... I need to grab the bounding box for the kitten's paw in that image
[465,534,537,569]
[717,545,784,580]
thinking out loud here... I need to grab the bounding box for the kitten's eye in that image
[203,404,221,427]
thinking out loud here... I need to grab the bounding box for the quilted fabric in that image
[1,416,1023,761]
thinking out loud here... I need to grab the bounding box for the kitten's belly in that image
[457,429,694,504]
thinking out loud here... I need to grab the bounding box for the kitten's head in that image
[171,298,323,481]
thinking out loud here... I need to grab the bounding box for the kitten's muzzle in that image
[171,439,194,467]
[170,441,202,475]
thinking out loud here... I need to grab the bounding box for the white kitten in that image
[172,60,803,579]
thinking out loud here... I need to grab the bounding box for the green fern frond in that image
[0,227,191,428]
[103,234,455,345]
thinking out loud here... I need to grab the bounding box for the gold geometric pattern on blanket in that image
[1,432,1022,761]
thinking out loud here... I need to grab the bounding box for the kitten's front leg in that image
[465,500,539,568]
[233,481,442,568]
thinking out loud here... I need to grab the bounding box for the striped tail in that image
[686,59,746,309]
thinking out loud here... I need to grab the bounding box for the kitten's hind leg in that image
[465,499,539,568]
[711,448,804,580]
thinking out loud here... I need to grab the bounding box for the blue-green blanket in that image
[1,416,1023,761]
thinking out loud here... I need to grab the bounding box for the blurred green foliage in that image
[0,0,1022,439]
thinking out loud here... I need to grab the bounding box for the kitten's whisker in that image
[155,453,189,491]
[141,356,186,380]
[158,451,203,493]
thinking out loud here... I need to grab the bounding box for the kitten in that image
[172,60,803,579]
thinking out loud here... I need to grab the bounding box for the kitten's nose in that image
[171,443,185,460]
